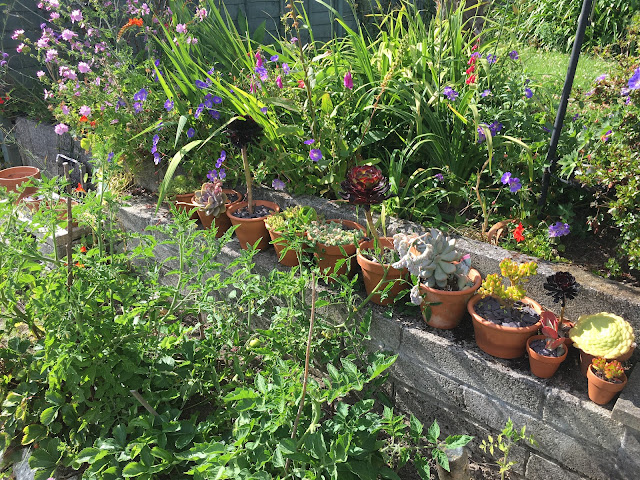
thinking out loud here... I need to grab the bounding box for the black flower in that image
[339,166,393,210]
[226,116,263,149]
[544,272,580,306]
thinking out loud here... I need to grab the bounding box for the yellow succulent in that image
[569,312,635,358]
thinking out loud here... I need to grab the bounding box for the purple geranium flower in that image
[595,74,608,83]
[164,99,174,111]
[486,54,497,64]
[282,63,290,75]
[209,109,220,119]
[195,79,208,89]
[133,102,143,113]
[304,139,315,145]
[434,173,444,181]
[508,177,522,193]
[270,55,279,62]
[509,50,519,60]
[212,95,222,104]
[133,88,148,102]
[255,66,268,81]
[309,149,322,162]
[501,172,512,185]
[186,128,195,138]
[272,178,285,190]
[489,121,503,136]
[481,89,491,97]
[443,86,458,101]
[207,170,217,181]
[525,87,533,98]
[548,222,570,238]
[628,67,640,90]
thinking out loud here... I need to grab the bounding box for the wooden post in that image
[63,162,73,290]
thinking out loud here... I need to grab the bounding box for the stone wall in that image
[115,189,640,480]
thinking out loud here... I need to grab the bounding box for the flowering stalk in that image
[242,146,253,214]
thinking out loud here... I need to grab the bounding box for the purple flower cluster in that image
[628,67,640,90]
[272,178,285,190]
[443,86,458,101]
[548,222,570,238]
[501,171,522,193]
[151,134,161,164]
[477,121,503,143]
[486,54,497,64]
[207,150,227,181]
[509,50,519,60]
[133,88,148,113]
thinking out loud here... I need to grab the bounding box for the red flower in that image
[298,79,305,88]
[75,182,86,193]
[466,65,475,74]
[0,97,4,104]
[514,222,525,242]
[90,120,96,127]
[75,262,85,268]
[80,245,87,253]
[465,75,477,85]
[79,115,88,122]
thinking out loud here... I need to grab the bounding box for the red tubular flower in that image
[90,120,96,127]
[513,222,525,242]
[80,246,87,253]
[465,74,477,85]
[79,115,88,122]
[75,182,86,193]
[297,79,305,88]
[466,65,475,74]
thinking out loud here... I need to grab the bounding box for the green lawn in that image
[519,47,616,91]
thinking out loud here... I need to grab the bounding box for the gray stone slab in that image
[525,454,586,480]
[612,364,640,432]
[368,312,403,352]
[463,386,620,480]
[617,428,640,480]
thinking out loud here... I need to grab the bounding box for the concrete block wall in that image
[117,189,640,480]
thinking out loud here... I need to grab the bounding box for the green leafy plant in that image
[480,419,537,480]
[478,258,538,309]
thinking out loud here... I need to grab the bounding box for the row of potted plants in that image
[178,160,636,407]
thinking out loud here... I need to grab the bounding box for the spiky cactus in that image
[393,229,472,291]
[193,180,228,217]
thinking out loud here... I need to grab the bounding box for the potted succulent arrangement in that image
[543,271,581,344]
[339,165,406,306]
[526,311,568,378]
[393,229,481,328]
[191,179,231,237]
[224,116,280,250]
[264,205,317,267]
[307,219,366,283]
[587,358,628,405]
[569,312,636,377]
[468,258,542,359]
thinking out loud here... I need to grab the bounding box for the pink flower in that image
[78,61,91,73]
[16,43,25,53]
[61,105,70,115]
[70,9,83,23]
[196,7,207,21]
[343,71,353,90]
[54,123,69,135]
[276,75,283,89]
[61,29,76,41]
[43,89,52,99]
[11,29,24,40]
[50,12,60,20]
[79,105,91,116]
[176,23,187,33]
[45,49,58,62]
[37,36,50,49]
[37,70,45,78]
[255,51,263,68]
[186,36,197,45]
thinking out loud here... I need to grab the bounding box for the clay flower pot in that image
[268,229,305,267]
[310,219,366,283]
[419,268,482,329]
[526,335,568,379]
[356,237,407,306]
[226,200,279,250]
[174,193,198,219]
[587,365,627,405]
[577,344,635,377]
[0,166,40,201]
[468,295,542,359]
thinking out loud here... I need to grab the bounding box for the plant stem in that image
[242,146,253,214]
[365,209,380,244]
[285,272,316,473]
[475,157,491,237]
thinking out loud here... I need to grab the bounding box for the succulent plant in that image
[569,312,636,358]
[540,311,565,350]
[393,229,472,298]
[592,358,625,381]
[307,221,365,247]
[544,272,580,324]
[339,166,392,209]
[226,115,263,149]
[193,180,228,217]
[265,206,317,233]
[478,258,538,308]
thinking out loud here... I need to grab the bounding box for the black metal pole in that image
[537,0,594,213]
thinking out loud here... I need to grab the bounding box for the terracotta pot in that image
[577,344,636,377]
[223,189,243,209]
[587,364,627,405]
[356,238,407,306]
[0,166,40,201]
[526,335,568,379]
[268,229,305,267]
[226,200,280,250]
[418,268,482,329]
[468,295,543,359]
[174,193,198,219]
[310,219,366,283]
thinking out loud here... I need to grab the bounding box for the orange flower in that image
[75,262,85,268]
[132,18,143,27]
[513,222,525,242]
[75,182,86,193]
[79,115,88,122]
[80,245,87,253]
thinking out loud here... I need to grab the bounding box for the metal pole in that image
[537,0,594,213]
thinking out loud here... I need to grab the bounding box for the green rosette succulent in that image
[569,312,636,358]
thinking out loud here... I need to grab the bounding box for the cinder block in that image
[525,454,586,480]
[463,386,618,480]
[617,429,640,480]
[544,386,625,451]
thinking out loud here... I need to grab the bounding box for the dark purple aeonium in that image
[543,271,580,325]
[339,165,393,242]
[226,116,264,213]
